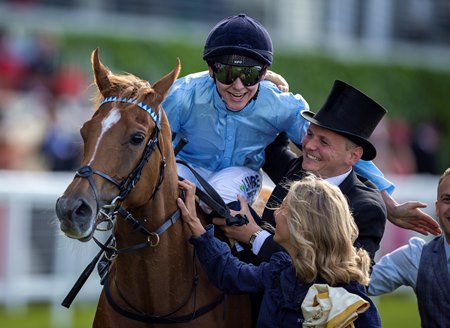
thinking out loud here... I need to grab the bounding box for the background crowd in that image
[0,29,87,171]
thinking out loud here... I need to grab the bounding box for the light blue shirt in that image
[163,71,309,171]
[368,236,450,295]
[163,71,394,193]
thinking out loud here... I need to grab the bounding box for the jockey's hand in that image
[264,70,289,92]
[213,195,262,245]
[382,191,441,236]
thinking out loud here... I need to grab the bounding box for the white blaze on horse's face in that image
[87,106,121,166]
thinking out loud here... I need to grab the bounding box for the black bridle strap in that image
[90,207,181,257]
[76,166,121,187]
[103,271,224,324]
[117,206,181,236]
[62,205,181,309]
[75,166,121,212]
[61,235,113,308]
[176,159,249,226]
[117,130,161,201]
[176,160,227,216]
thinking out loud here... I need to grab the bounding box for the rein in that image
[62,96,223,324]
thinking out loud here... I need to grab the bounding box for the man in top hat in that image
[215,80,388,263]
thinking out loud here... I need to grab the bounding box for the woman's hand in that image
[177,179,206,237]
[213,195,262,244]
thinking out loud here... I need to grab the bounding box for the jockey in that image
[162,13,393,211]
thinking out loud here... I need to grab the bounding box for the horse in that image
[55,48,252,327]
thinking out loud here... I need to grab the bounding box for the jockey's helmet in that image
[203,13,273,67]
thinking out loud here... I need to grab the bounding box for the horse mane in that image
[92,71,155,108]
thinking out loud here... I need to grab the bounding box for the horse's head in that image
[55,48,181,241]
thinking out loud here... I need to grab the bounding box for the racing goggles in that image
[212,63,265,86]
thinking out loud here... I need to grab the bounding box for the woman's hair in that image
[284,174,371,285]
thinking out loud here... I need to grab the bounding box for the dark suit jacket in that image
[259,133,387,263]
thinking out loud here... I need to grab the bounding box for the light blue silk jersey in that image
[163,71,309,171]
[162,71,394,193]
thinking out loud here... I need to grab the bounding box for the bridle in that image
[77,96,165,212]
[73,96,171,252]
[63,96,223,323]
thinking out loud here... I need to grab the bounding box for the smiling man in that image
[222,80,389,263]
[368,167,450,328]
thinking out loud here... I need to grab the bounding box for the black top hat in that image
[301,80,387,160]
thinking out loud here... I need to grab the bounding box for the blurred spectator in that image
[0,110,21,169]
[39,97,82,171]
[19,32,58,96]
[0,28,27,90]
[386,118,417,175]
[412,122,441,175]
[371,118,391,174]
[372,117,418,175]
[0,29,88,171]
[53,64,87,98]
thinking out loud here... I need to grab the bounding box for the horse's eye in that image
[130,133,146,145]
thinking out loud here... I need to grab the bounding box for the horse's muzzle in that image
[55,195,97,241]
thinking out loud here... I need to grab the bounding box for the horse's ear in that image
[152,58,181,100]
[91,48,113,96]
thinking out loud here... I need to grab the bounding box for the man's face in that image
[209,65,265,111]
[436,174,450,242]
[301,124,362,178]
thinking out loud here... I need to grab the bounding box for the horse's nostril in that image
[73,198,94,219]
[75,202,89,216]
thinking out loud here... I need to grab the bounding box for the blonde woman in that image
[177,174,381,327]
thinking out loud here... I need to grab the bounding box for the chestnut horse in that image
[55,49,252,327]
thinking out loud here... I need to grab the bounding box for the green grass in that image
[376,292,421,327]
[0,293,420,327]
[0,302,96,328]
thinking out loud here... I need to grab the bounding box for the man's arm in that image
[355,160,441,236]
[357,174,441,236]
[255,235,285,264]
[263,132,298,184]
[381,191,441,235]
[352,199,387,263]
[368,237,424,296]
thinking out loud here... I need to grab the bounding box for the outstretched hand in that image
[382,191,441,236]
[212,195,262,244]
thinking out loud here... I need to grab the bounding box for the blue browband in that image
[100,96,161,130]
